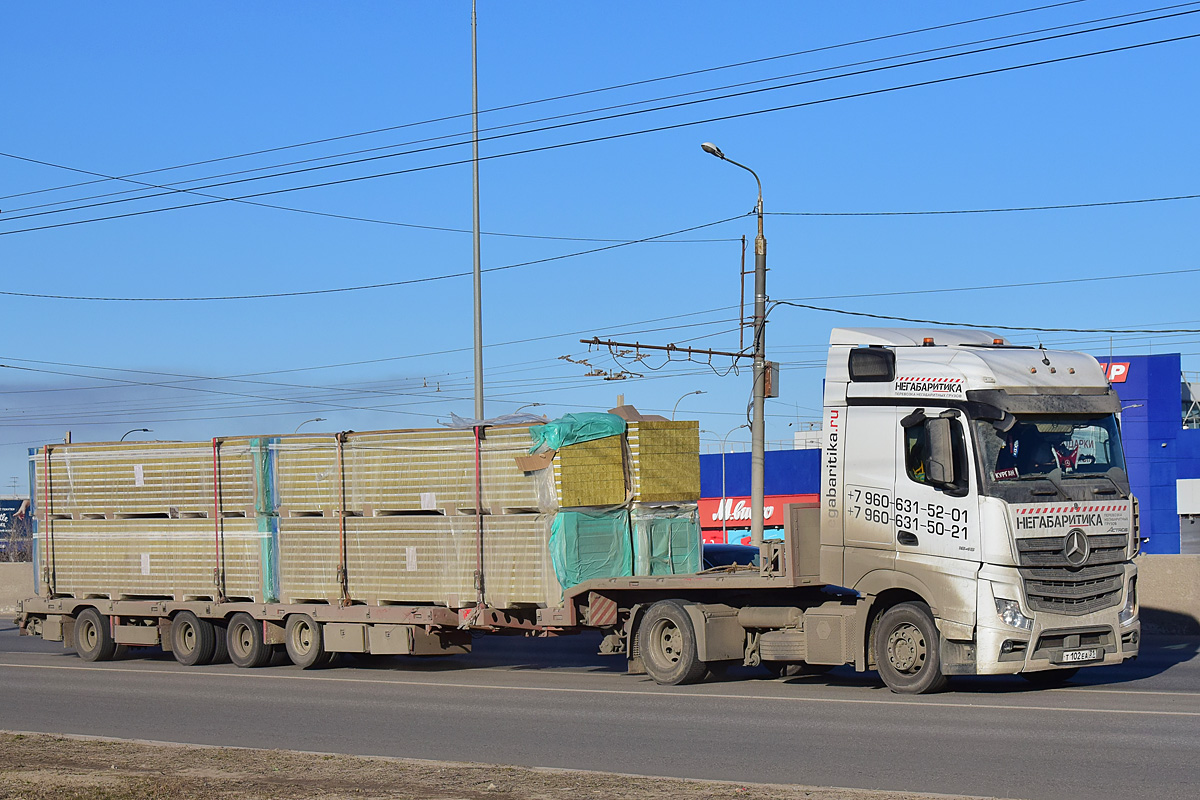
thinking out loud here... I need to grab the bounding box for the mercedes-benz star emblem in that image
[1063,528,1090,567]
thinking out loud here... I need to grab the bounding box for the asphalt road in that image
[1,623,1197,800]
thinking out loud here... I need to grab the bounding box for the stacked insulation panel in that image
[30,415,702,608]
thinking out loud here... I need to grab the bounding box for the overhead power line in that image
[3,9,1195,233]
[6,2,1177,218]
[771,193,1200,215]
[773,300,1200,334]
[0,214,745,301]
[0,0,1094,204]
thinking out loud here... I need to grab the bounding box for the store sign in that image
[698,494,816,529]
[1100,362,1130,383]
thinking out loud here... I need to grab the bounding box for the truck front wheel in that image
[638,600,708,686]
[74,608,117,662]
[873,602,948,694]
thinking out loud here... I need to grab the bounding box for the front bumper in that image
[970,563,1139,676]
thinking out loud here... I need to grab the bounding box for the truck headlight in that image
[995,598,1033,631]
[1119,581,1138,627]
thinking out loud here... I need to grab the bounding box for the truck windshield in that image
[972,414,1128,496]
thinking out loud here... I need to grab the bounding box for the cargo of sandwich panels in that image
[552,435,627,508]
[631,503,702,576]
[627,421,701,503]
[549,508,633,591]
[39,517,264,601]
[34,440,256,519]
[276,514,559,607]
[271,427,544,516]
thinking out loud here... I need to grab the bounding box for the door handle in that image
[897,531,919,546]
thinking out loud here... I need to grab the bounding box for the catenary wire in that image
[7,3,1182,217]
[0,0,1095,203]
[4,9,1194,230]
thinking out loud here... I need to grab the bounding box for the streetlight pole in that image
[119,428,151,442]
[720,424,749,544]
[702,142,767,549]
[671,389,706,420]
[294,417,326,434]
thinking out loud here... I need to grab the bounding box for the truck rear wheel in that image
[285,613,328,669]
[227,613,273,668]
[639,600,709,686]
[874,602,948,694]
[74,608,117,662]
[171,611,218,666]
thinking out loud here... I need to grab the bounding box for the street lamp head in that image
[700,142,725,160]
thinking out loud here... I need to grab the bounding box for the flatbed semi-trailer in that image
[18,327,1142,693]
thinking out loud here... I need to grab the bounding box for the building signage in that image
[698,493,817,529]
[1099,362,1130,383]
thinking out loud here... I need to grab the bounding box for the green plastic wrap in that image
[631,503,701,576]
[548,508,632,591]
[528,412,626,453]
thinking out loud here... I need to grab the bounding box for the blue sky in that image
[1,2,1198,493]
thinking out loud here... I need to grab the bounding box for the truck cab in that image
[821,328,1139,691]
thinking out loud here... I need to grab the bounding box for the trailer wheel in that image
[638,600,708,686]
[227,613,273,668]
[873,602,948,694]
[74,608,117,662]
[1020,667,1079,687]
[171,611,218,666]
[211,620,230,664]
[285,613,328,669]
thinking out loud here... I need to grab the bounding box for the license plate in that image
[1060,647,1100,663]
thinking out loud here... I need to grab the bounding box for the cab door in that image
[893,408,978,563]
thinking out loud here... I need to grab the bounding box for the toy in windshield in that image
[994,424,1079,481]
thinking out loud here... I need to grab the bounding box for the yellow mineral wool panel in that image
[627,421,701,502]
[43,518,263,601]
[480,514,561,608]
[343,515,477,607]
[272,436,341,515]
[553,435,627,508]
[34,441,256,519]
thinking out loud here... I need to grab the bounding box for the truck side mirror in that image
[925,417,954,487]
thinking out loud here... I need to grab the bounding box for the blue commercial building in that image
[698,352,1200,554]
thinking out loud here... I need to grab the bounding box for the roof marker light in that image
[993,338,1005,346]
[922,337,935,347]
[1030,367,1038,373]
[1069,368,1076,374]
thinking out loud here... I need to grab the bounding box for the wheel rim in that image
[292,620,313,655]
[178,621,197,656]
[649,619,682,666]
[886,622,926,675]
[81,620,98,651]
[231,622,254,658]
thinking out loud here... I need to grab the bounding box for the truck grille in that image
[1016,534,1126,615]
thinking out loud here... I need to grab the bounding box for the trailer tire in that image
[638,600,709,686]
[74,608,117,662]
[211,620,230,664]
[285,613,328,669]
[1020,667,1079,687]
[171,611,218,666]
[873,602,948,694]
[227,613,273,668]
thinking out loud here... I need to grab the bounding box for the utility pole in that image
[701,142,767,549]
[471,0,484,420]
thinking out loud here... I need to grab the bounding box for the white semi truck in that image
[17,327,1139,693]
